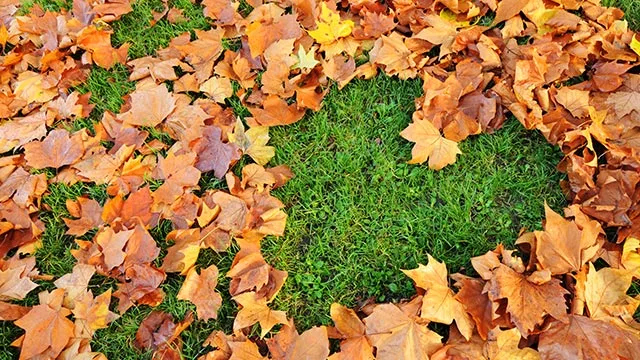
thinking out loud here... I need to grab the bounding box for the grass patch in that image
[112,0,210,58]
[263,76,565,329]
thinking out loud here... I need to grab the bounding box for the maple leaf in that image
[229,118,275,166]
[0,300,30,321]
[485,327,540,360]
[533,204,602,275]
[73,144,135,185]
[72,289,119,331]
[200,76,233,103]
[23,129,84,169]
[266,321,330,360]
[13,71,58,104]
[247,95,307,127]
[555,87,590,118]
[487,264,569,337]
[606,90,640,118]
[454,276,501,340]
[63,197,104,236]
[293,45,320,71]
[76,25,129,69]
[194,126,241,178]
[402,255,474,340]
[177,265,223,321]
[364,303,443,360]
[53,263,95,308]
[240,164,277,192]
[584,263,638,322]
[207,191,248,233]
[493,0,529,24]
[400,118,462,170]
[120,84,176,127]
[414,15,460,58]
[0,260,38,301]
[14,289,74,360]
[308,3,355,55]
[161,228,202,275]
[431,327,487,360]
[538,315,637,360]
[233,291,288,338]
[329,303,374,360]
[135,311,194,359]
[114,264,166,313]
[95,227,133,270]
[227,250,288,299]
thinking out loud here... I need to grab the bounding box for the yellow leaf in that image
[14,72,58,104]
[622,237,640,277]
[199,76,233,103]
[229,118,275,165]
[308,3,354,45]
[631,34,640,57]
[233,291,288,338]
[402,255,474,340]
[439,9,470,27]
[0,25,8,48]
[400,119,461,170]
[528,8,558,34]
[293,45,320,71]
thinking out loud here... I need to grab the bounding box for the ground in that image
[1,0,639,358]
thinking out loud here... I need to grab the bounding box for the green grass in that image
[262,76,565,329]
[111,0,210,59]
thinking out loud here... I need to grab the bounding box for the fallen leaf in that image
[364,303,442,360]
[14,289,74,360]
[402,255,474,339]
[233,291,288,338]
[23,129,84,169]
[400,118,461,170]
[177,265,222,321]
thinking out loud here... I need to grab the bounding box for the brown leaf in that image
[177,265,222,321]
[538,315,634,360]
[247,96,306,127]
[63,197,104,236]
[364,303,442,360]
[0,260,38,301]
[114,264,166,313]
[555,87,590,118]
[454,277,497,340]
[53,263,95,308]
[267,321,330,360]
[402,255,474,340]
[493,0,529,24]
[534,204,602,275]
[121,84,176,127]
[329,303,374,360]
[194,126,241,178]
[485,327,540,360]
[233,291,288,338]
[14,289,74,360]
[0,301,30,321]
[400,118,461,170]
[488,264,569,337]
[72,289,119,331]
[23,129,84,169]
[161,228,202,275]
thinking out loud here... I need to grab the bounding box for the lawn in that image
[1,0,639,358]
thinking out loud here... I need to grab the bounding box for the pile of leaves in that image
[0,0,639,358]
